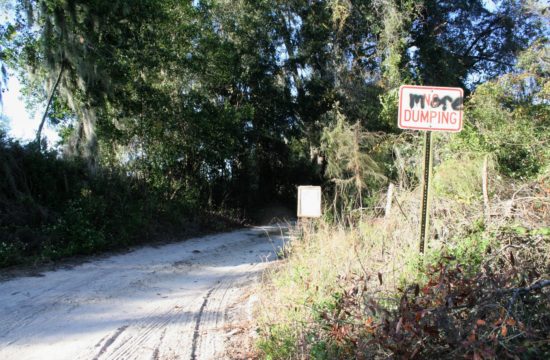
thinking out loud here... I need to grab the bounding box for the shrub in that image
[0,132,202,267]
[257,175,549,359]
[452,75,549,180]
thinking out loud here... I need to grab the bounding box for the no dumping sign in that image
[397,84,465,256]
[398,85,464,132]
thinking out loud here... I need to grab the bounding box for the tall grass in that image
[256,202,420,358]
[256,157,549,359]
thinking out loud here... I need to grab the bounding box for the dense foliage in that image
[3,0,542,210]
[0,130,233,267]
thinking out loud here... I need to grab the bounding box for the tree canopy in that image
[1,0,547,211]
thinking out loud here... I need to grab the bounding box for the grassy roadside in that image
[255,69,550,359]
[256,172,549,359]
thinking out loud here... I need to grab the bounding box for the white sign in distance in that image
[297,186,322,218]
[398,85,464,132]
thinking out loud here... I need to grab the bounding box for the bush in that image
[43,197,107,258]
[452,75,549,180]
[258,223,549,359]
[0,237,24,267]
[0,132,201,267]
[257,175,549,359]
[432,155,487,204]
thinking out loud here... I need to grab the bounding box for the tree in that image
[10,0,546,215]
[0,20,14,107]
[409,0,544,89]
[321,106,385,222]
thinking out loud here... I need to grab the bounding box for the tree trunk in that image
[36,64,64,150]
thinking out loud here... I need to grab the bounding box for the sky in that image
[1,0,59,146]
[2,75,60,145]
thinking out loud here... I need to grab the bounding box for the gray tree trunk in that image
[36,64,64,150]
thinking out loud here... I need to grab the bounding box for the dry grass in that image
[255,165,549,359]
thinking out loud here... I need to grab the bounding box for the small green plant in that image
[0,239,24,267]
[256,324,298,360]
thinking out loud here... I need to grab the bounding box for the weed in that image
[257,174,549,359]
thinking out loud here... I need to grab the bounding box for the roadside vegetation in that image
[0,1,548,355]
[256,43,549,359]
[0,131,242,267]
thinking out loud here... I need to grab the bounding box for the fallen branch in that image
[393,195,409,221]
[504,279,550,313]
[482,244,524,266]
[497,279,550,295]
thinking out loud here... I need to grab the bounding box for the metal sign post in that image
[397,85,464,255]
[419,131,433,253]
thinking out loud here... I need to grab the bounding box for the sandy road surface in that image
[0,226,286,360]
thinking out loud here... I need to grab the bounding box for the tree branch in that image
[461,16,504,58]
[456,53,514,68]
[503,280,550,313]
[36,63,64,150]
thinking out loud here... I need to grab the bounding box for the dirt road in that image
[0,226,286,360]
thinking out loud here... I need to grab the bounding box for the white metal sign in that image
[398,85,464,132]
[297,186,322,218]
